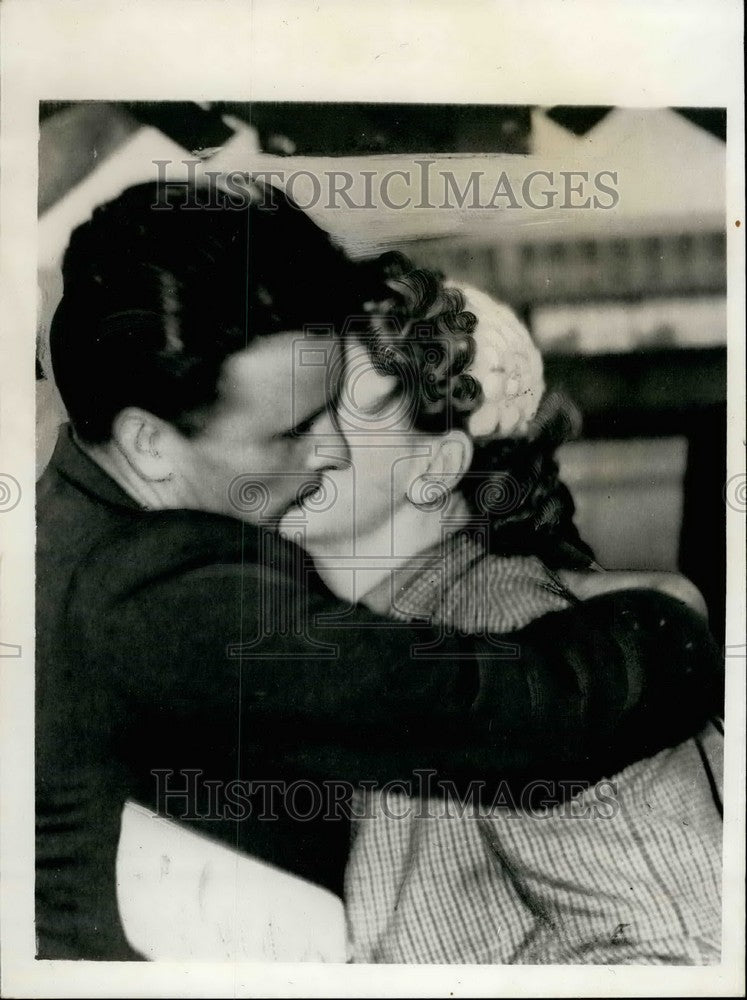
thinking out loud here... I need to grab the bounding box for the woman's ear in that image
[111,408,175,482]
[424,429,474,490]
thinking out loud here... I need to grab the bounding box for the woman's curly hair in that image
[359,251,483,432]
[360,251,594,568]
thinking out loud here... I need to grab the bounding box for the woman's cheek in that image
[350,458,393,525]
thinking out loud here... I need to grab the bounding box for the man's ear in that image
[424,429,473,490]
[110,408,175,482]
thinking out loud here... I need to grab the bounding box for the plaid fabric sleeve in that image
[345,538,723,965]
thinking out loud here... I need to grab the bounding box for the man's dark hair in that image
[50,179,361,443]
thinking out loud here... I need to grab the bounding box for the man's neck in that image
[78,436,176,511]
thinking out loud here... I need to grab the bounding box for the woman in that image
[281,254,723,965]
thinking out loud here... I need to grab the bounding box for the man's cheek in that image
[255,441,296,474]
[289,438,317,472]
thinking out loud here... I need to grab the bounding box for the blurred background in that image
[36,101,727,640]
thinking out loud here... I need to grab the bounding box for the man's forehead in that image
[220,332,340,409]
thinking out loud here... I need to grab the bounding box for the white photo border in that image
[1,1,744,996]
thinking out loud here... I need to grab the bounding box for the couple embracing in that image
[36,179,723,963]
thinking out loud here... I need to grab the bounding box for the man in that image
[36,179,722,959]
